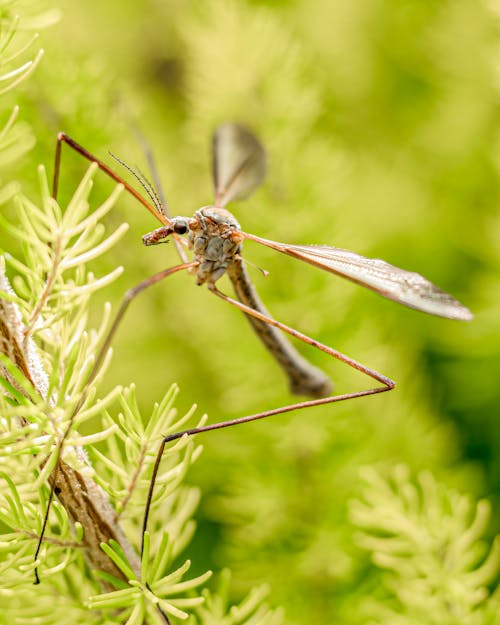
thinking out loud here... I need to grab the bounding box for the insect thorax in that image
[188,206,243,285]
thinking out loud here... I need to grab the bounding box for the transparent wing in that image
[212,123,266,207]
[243,233,473,321]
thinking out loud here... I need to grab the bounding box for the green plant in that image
[350,465,500,624]
[1,1,499,624]
[0,3,282,623]
[0,137,282,625]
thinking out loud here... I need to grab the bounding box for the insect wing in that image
[244,234,473,321]
[212,123,266,207]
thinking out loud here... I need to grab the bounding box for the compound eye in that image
[173,220,188,235]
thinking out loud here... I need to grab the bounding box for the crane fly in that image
[45,122,473,565]
[53,123,473,398]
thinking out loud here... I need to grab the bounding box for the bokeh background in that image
[5,0,500,622]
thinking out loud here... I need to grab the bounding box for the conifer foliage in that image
[0,1,498,625]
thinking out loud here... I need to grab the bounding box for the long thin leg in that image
[227,259,332,398]
[53,133,170,226]
[34,261,196,582]
[141,285,395,553]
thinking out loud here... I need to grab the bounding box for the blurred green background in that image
[5,0,500,622]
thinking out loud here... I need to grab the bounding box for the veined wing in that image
[212,123,266,207]
[243,233,473,321]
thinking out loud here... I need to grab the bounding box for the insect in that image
[47,122,472,560]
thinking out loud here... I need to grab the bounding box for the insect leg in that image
[227,259,332,397]
[34,261,196,583]
[53,132,170,225]
[141,284,395,553]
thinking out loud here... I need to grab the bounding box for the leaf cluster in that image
[0,4,283,624]
[1,1,499,625]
